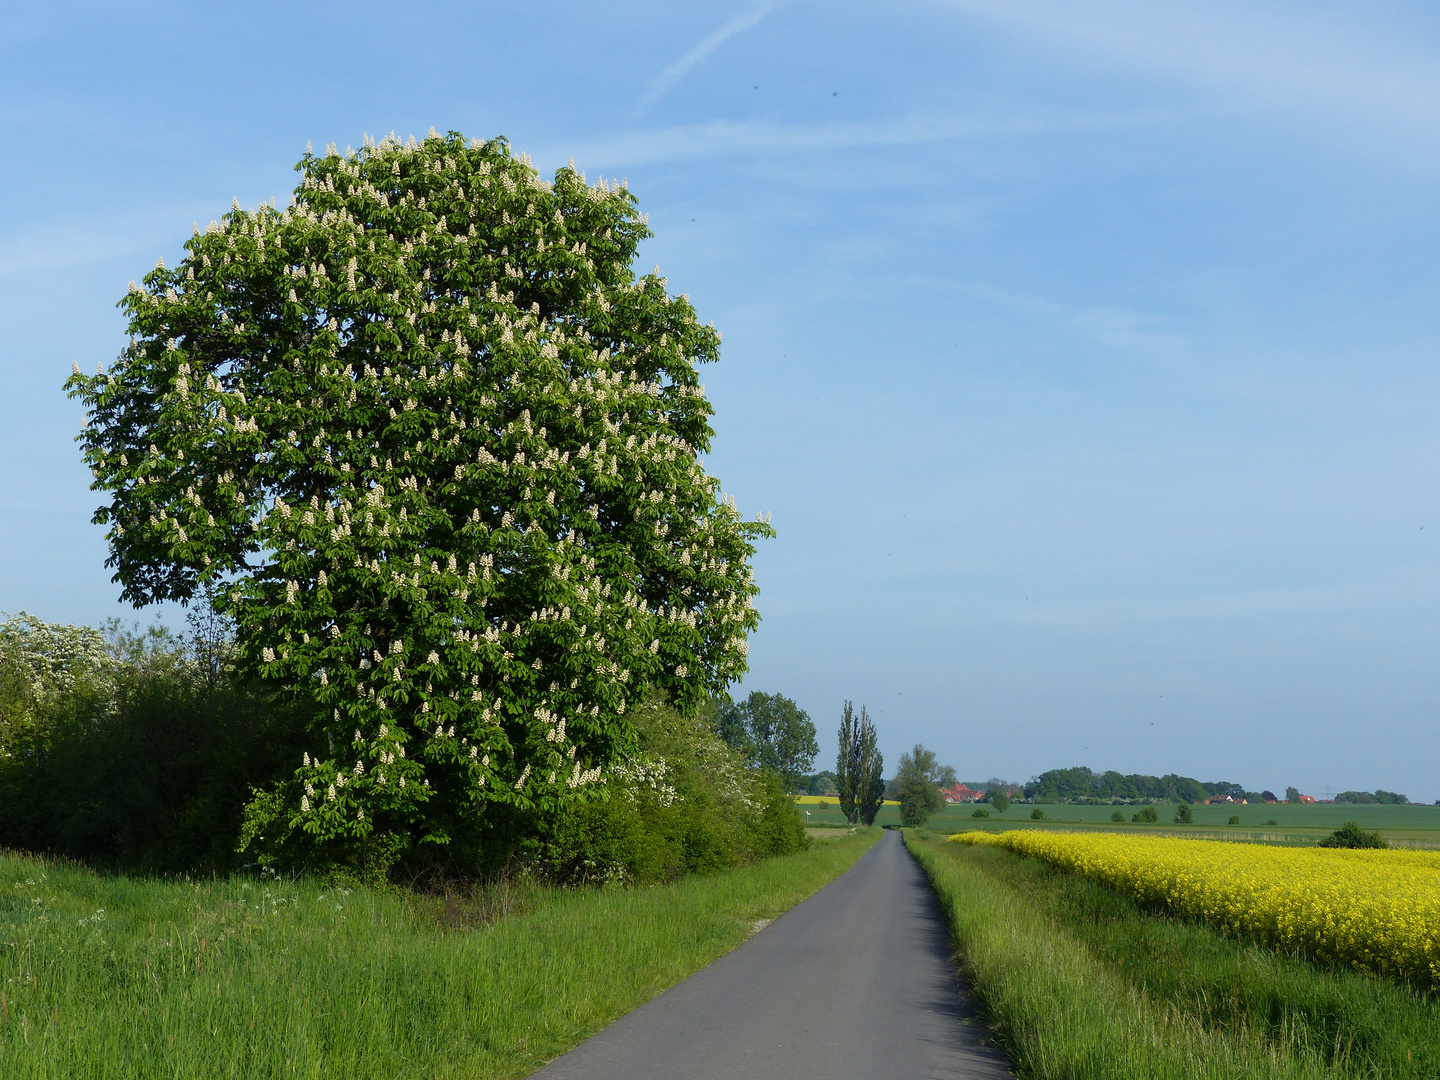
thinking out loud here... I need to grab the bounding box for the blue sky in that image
[3,1,1438,799]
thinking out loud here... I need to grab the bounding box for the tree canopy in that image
[65,131,770,863]
[710,691,817,792]
[894,743,946,828]
[835,701,883,826]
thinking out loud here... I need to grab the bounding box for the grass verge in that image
[0,829,879,1079]
[906,830,1440,1079]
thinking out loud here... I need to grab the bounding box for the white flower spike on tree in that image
[66,131,770,859]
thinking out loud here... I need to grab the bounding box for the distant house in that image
[941,783,981,803]
[1298,794,1316,804]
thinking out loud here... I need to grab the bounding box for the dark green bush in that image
[1174,802,1193,824]
[1030,807,1045,820]
[507,697,806,885]
[972,808,990,818]
[0,615,308,874]
[1133,805,1159,823]
[1228,815,1240,825]
[1317,820,1388,849]
[1,615,807,887]
[1110,810,1124,822]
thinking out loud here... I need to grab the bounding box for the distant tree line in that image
[1024,766,1261,804]
[1333,789,1409,805]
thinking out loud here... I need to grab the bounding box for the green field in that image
[798,800,1440,847]
[0,830,879,1079]
[908,830,1440,1080]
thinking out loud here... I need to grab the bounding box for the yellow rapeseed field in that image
[949,829,1440,988]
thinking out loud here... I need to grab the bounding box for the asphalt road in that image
[532,830,1013,1079]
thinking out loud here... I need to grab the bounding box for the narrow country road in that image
[532,830,1013,1079]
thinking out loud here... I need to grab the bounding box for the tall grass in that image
[957,837,1440,1076]
[907,831,1356,1080]
[0,829,878,1079]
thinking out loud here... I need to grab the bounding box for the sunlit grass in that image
[906,830,1425,1080]
[0,829,879,1078]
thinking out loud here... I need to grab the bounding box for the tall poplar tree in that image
[836,700,860,825]
[855,705,885,827]
[837,701,883,826]
[65,131,771,864]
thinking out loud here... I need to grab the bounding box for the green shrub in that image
[1228,815,1241,825]
[1133,805,1159,823]
[1265,818,1279,826]
[2,614,806,887]
[989,790,1011,814]
[1110,809,1124,822]
[0,614,307,874]
[1317,820,1387,849]
[1174,802,1193,824]
[517,697,806,884]
[1030,807,1045,820]
[972,808,990,818]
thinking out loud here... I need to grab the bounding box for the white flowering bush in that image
[524,695,807,883]
[0,613,113,705]
[65,131,770,863]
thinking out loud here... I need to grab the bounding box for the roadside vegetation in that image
[908,832,1440,1080]
[0,612,808,885]
[951,829,1440,990]
[0,829,878,1079]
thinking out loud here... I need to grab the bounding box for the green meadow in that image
[0,830,879,1080]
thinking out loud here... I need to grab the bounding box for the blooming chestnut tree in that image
[66,130,770,853]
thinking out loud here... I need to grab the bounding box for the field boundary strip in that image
[950,829,1440,989]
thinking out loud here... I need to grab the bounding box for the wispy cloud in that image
[0,205,214,277]
[549,107,1169,172]
[958,281,1185,357]
[938,1,1440,141]
[639,2,776,111]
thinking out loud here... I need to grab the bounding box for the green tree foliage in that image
[803,770,838,796]
[1132,805,1159,823]
[1334,789,1408,805]
[1030,807,1045,820]
[0,614,804,882]
[0,612,306,872]
[989,790,1012,814]
[836,701,884,826]
[525,696,806,883]
[709,691,817,792]
[1110,809,1124,822]
[854,709,884,827]
[1285,787,1302,804]
[1317,821,1388,849]
[1024,766,1256,804]
[836,701,859,824]
[64,132,770,867]
[895,744,946,828]
[1174,802,1193,823]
